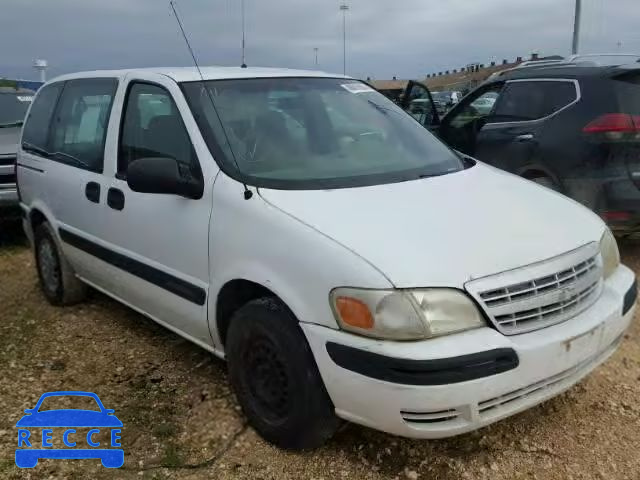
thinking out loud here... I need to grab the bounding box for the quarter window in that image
[22,82,64,151]
[492,81,577,122]
[49,78,117,171]
[118,82,199,177]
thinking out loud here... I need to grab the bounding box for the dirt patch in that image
[1,225,639,480]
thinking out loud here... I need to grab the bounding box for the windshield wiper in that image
[52,151,92,169]
[0,121,23,128]
[367,99,401,116]
[22,141,51,158]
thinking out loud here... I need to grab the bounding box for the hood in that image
[259,163,605,288]
[0,127,20,156]
[16,409,123,428]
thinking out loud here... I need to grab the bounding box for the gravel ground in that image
[1,221,639,480]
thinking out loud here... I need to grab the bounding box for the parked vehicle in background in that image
[0,87,33,213]
[431,92,450,114]
[400,61,640,236]
[17,67,635,450]
[469,92,497,115]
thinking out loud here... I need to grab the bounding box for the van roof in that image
[49,66,347,84]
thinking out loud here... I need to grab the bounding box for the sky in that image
[1,0,639,81]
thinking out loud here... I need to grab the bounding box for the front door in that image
[96,73,217,347]
[439,83,504,157]
[400,81,439,131]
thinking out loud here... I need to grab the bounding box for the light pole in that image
[241,0,247,68]
[340,2,349,75]
[314,47,319,67]
[572,0,582,55]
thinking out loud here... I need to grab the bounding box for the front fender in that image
[207,175,392,351]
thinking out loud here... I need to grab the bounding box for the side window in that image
[538,81,577,116]
[22,82,64,150]
[119,82,199,177]
[49,78,117,171]
[492,81,577,122]
[449,85,503,128]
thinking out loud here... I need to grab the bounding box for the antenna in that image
[241,0,247,68]
[169,0,252,200]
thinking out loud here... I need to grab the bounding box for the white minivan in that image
[17,67,637,449]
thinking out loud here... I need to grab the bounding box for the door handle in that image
[85,182,100,203]
[515,134,534,142]
[107,188,125,211]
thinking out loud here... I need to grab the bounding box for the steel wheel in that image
[244,336,292,424]
[37,236,61,296]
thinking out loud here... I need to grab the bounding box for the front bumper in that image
[303,265,636,439]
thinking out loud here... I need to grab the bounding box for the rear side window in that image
[613,72,640,114]
[49,78,117,172]
[22,82,63,150]
[492,81,577,122]
[118,82,199,177]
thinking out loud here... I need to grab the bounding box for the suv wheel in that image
[529,175,560,192]
[34,222,87,306]
[226,297,340,450]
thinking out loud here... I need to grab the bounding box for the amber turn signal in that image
[335,296,374,329]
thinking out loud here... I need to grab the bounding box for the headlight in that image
[330,287,486,340]
[600,228,620,279]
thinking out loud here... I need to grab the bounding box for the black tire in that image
[34,222,87,306]
[226,297,340,450]
[529,175,560,192]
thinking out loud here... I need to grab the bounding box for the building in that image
[368,77,409,102]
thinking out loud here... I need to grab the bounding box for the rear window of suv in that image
[613,71,640,114]
[492,80,578,122]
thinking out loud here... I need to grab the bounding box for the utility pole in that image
[572,0,582,55]
[340,3,349,75]
[241,0,247,68]
[314,47,319,67]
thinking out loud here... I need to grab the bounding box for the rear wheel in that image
[226,297,340,450]
[529,175,560,192]
[34,222,87,306]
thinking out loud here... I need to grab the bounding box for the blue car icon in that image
[15,391,123,468]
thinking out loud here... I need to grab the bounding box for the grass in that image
[153,422,178,439]
[160,443,184,467]
[0,459,13,473]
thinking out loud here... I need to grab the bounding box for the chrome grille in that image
[0,156,16,186]
[466,243,603,335]
[0,155,16,167]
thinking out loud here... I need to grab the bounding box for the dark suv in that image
[399,62,640,236]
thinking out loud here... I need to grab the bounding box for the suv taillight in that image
[583,113,640,141]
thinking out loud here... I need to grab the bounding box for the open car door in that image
[399,81,440,133]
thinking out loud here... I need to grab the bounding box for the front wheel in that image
[226,298,340,450]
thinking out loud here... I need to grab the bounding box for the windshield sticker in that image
[341,83,375,94]
[17,96,34,102]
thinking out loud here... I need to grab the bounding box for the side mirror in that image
[24,409,34,414]
[104,409,115,415]
[127,157,203,199]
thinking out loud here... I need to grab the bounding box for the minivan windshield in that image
[0,90,33,127]
[182,77,463,189]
